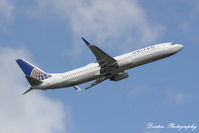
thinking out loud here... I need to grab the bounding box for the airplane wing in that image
[81,38,117,66]
[81,37,119,75]
[73,77,107,91]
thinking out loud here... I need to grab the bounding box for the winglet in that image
[81,37,91,45]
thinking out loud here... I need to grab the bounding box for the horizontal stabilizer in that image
[23,87,33,95]
[73,77,107,91]
[73,86,82,91]
[25,76,42,86]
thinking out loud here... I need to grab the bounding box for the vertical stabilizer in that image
[16,59,51,82]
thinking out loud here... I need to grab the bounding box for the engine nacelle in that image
[110,71,129,81]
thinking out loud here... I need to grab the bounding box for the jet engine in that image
[110,71,129,81]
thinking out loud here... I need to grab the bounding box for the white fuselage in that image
[33,42,183,90]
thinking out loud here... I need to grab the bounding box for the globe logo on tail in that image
[30,68,51,80]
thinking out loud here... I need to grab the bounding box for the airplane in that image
[16,38,184,94]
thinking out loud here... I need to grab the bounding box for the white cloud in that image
[176,1,199,40]
[128,85,148,97]
[0,48,73,133]
[195,0,199,11]
[162,88,194,105]
[167,91,193,104]
[0,0,14,29]
[27,0,163,52]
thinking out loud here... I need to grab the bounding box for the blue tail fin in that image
[16,59,51,81]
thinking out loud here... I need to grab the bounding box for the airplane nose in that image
[176,44,184,51]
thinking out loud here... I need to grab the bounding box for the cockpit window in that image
[171,42,175,45]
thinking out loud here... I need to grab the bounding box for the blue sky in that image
[0,0,199,133]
